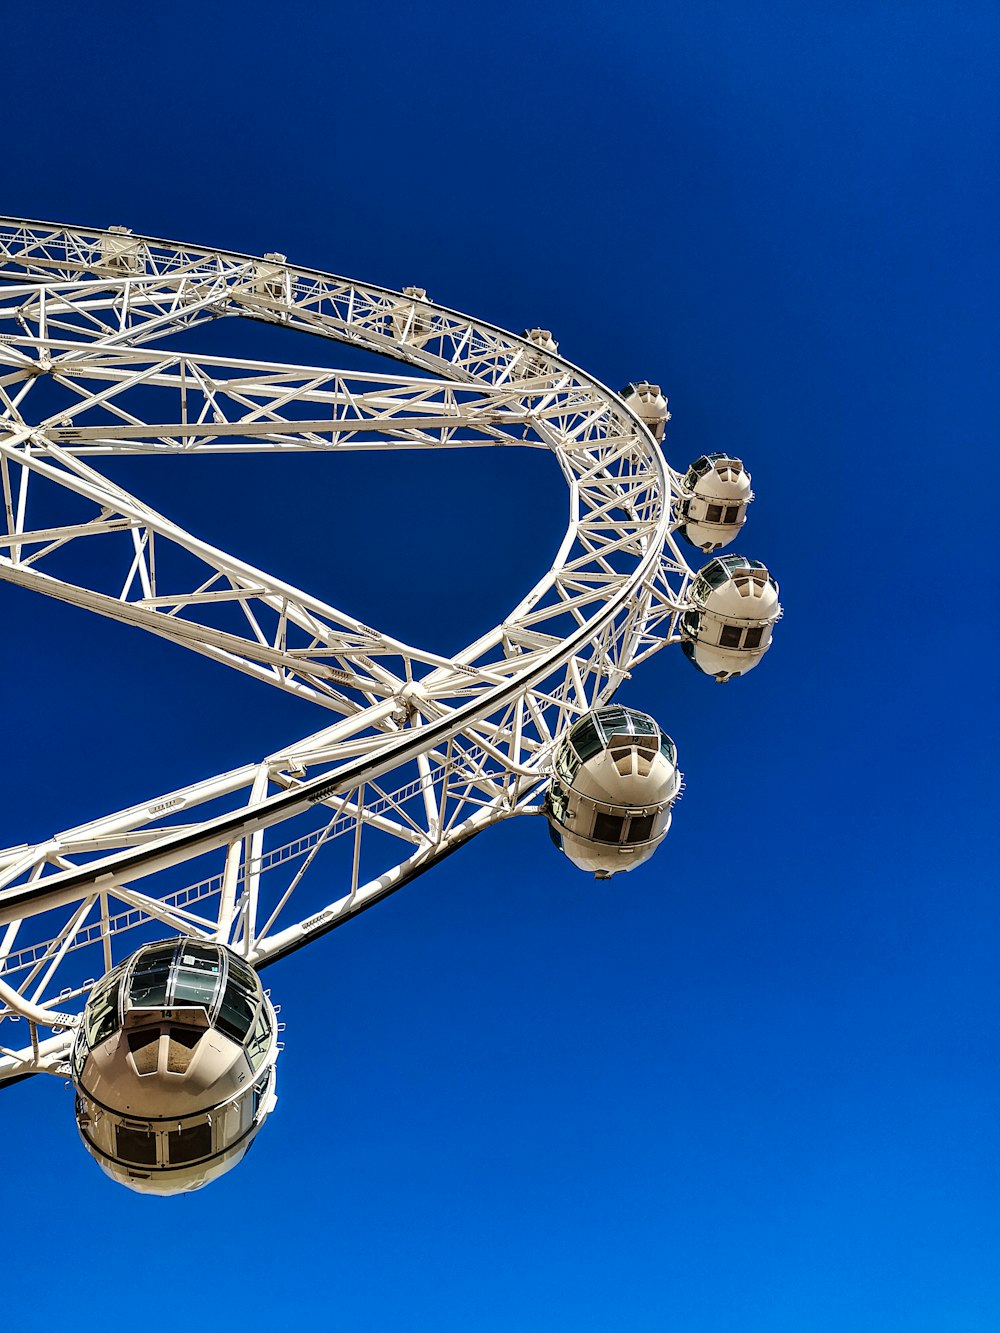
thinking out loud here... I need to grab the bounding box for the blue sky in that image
[2,3,998,1329]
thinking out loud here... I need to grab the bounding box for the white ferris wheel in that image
[0,219,781,1193]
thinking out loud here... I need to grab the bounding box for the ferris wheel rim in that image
[0,218,694,1072]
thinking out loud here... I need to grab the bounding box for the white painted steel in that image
[0,218,709,1084]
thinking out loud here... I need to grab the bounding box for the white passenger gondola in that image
[252,251,290,302]
[680,555,781,681]
[515,327,559,379]
[99,225,144,275]
[678,453,753,552]
[620,382,670,442]
[545,706,681,878]
[71,938,278,1195]
[391,286,433,344]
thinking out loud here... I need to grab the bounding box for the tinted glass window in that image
[86,975,123,1046]
[227,956,259,995]
[593,812,624,844]
[595,707,627,736]
[217,981,256,1044]
[625,711,657,735]
[168,1121,213,1165]
[699,561,730,591]
[129,946,175,1009]
[180,942,223,967]
[706,504,724,523]
[570,717,602,763]
[719,624,743,649]
[134,943,177,968]
[72,1035,87,1079]
[88,965,119,1007]
[743,625,765,650]
[174,944,222,1007]
[116,1124,157,1167]
[548,783,569,828]
[724,505,740,524]
[557,745,580,781]
[171,967,219,1008]
[659,734,676,763]
[627,814,655,844]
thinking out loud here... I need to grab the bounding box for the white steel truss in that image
[0,218,697,1085]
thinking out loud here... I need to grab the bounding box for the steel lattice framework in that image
[0,218,698,1085]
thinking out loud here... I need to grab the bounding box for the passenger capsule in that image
[253,251,289,302]
[71,939,278,1195]
[546,706,681,878]
[392,286,433,343]
[620,382,670,442]
[680,555,781,682]
[515,328,559,378]
[678,454,753,552]
[99,225,144,275]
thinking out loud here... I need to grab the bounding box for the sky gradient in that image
[2,3,998,1330]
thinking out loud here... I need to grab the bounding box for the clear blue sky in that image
[3,3,998,1330]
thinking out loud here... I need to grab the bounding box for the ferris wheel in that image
[0,219,781,1193]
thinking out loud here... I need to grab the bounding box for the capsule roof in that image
[690,554,778,598]
[82,939,264,1052]
[564,706,675,765]
[683,453,745,483]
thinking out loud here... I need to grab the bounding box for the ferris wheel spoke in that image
[0,272,236,356]
[0,433,516,711]
[1,415,647,716]
[28,340,551,403]
[24,345,590,455]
